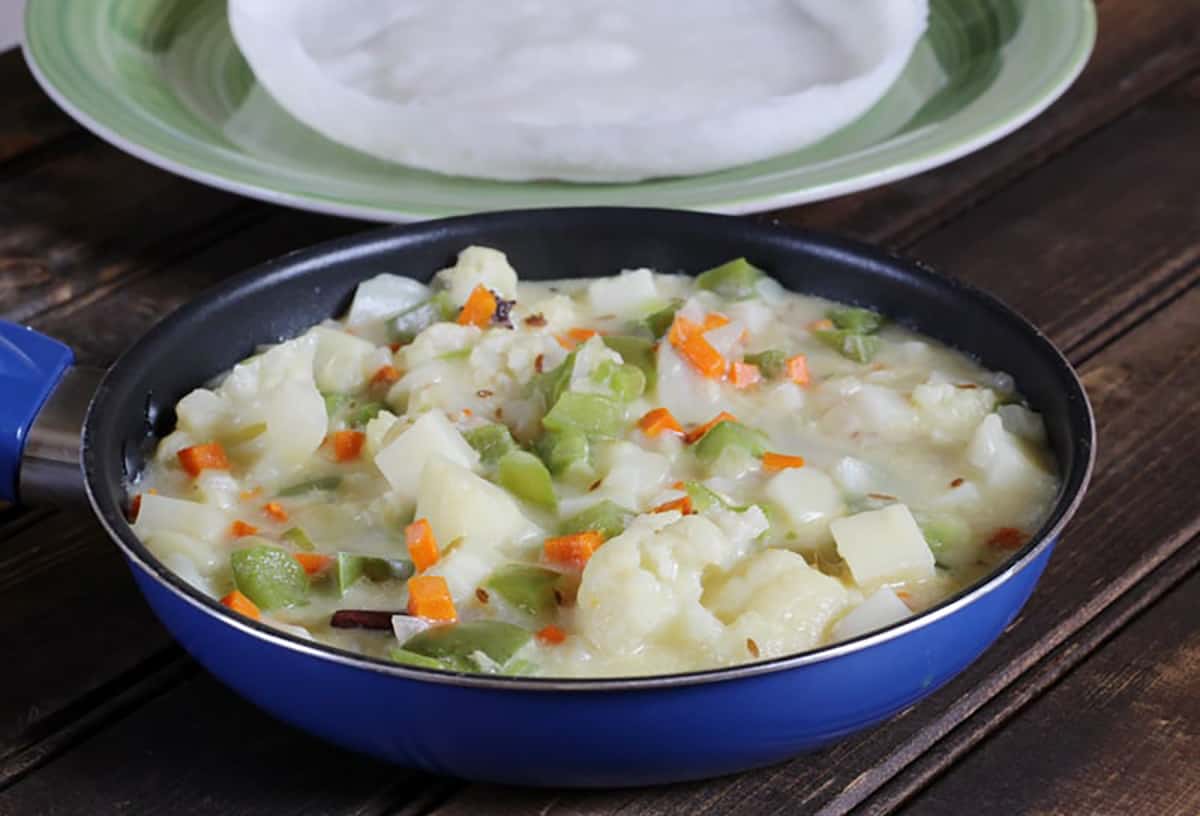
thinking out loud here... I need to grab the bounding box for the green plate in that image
[23,0,1094,222]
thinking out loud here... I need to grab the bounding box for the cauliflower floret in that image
[912,380,997,444]
[433,246,518,306]
[818,379,918,442]
[706,549,850,661]
[397,323,480,369]
[515,293,578,332]
[470,330,566,388]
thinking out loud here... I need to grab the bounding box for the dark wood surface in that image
[0,2,1197,812]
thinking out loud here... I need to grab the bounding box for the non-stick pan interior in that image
[83,207,1094,669]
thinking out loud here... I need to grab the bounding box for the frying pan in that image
[0,208,1094,787]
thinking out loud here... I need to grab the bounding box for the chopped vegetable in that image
[785,354,810,385]
[703,312,731,330]
[567,327,599,344]
[323,392,348,417]
[986,527,1025,550]
[401,620,532,671]
[457,284,498,327]
[544,531,603,568]
[684,411,738,444]
[347,401,385,427]
[668,316,726,379]
[497,450,558,509]
[744,350,787,379]
[388,648,448,670]
[535,428,591,480]
[277,475,342,497]
[605,363,647,401]
[293,552,334,576]
[222,422,267,446]
[485,564,564,617]
[231,545,310,610]
[533,351,576,408]
[281,526,313,551]
[762,452,806,471]
[464,423,518,464]
[332,429,366,461]
[177,443,229,477]
[637,407,684,438]
[829,306,884,334]
[919,514,972,566]
[695,258,764,299]
[602,335,657,387]
[814,329,881,364]
[337,551,413,594]
[652,496,694,515]
[729,361,762,389]
[230,520,259,538]
[537,625,567,645]
[406,575,458,622]
[692,421,769,465]
[643,299,683,337]
[370,364,402,386]
[220,590,261,620]
[560,500,634,540]
[683,481,728,513]
[263,501,288,522]
[542,392,624,438]
[406,518,440,571]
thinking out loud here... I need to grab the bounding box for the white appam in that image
[228,0,928,182]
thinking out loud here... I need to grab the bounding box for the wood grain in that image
[0,50,79,166]
[901,552,1200,816]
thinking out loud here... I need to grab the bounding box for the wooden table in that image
[2,3,1198,812]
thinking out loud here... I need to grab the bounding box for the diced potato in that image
[345,273,431,327]
[363,410,402,458]
[831,586,912,642]
[831,503,935,587]
[434,246,518,306]
[708,549,849,660]
[967,414,1054,487]
[764,467,843,550]
[593,441,671,511]
[133,493,229,544]
[174,389,229,439]
[997,403,1048,444]
[149,530,227,577]
[374,411,479,500]
[416,456,534,549]
[425,538,502,604]
[191,469,242,510]
[823,383,918,441]
[587,268,658,317]
[311,326,379,393]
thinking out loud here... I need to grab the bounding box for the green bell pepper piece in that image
[497,450,558,509]
[337,552,414,595]
[919,514,972,568]
[542,392,623,438]
[430,291,459,322]
[743,350,788,379]
[534,352,576,408]
[560,499,634,540]
[643,299,683,338]
[814,329,882,364]
[277,475,343,497]
[281,527,314,552]
[536,428,590,475]
[464,423,518,465]
[230,545,309,610]
[602,335,658,388]
[322,393,347,417]
[388,648,448,670]
[347,401,385,428]
[828,306,884,334]
[693,421,769,465]
[485,564,563,617]
[683,481,726,513]
[401,621,533,672]
[695,258,764,299]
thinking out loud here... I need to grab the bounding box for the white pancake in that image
[228,0,928,182]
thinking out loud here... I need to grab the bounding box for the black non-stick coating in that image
[83,208,1093,662]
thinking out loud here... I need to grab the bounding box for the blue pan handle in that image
[0,320,87,504]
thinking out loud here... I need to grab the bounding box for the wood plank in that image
[0,673,421,816]
[900,550,1200,816]
[0,49,80,165]
[783,0,1200,246]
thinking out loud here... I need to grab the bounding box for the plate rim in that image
[22,0,1097,222]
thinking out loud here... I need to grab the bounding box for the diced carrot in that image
[676,333,726,379]
[729,361,762,389]
[667,314,701,347]
[637,407,684,438]
[671,481,685,490]
[263,501,288,522]
[536,625,567,645]
[684,411,738,444]
[177,442,229,477]
[808,318,834,332]
[457,284,498,327]
[652,496,694,515]
[332,429,366,462]
[370,365,402,386]
[407,575,457,622]
[293,552,333,576]
[762,452,806,471]
[544,531,604,569]
[703,312,730,331]
[239,486,263,501]
[406,518,439,572]
[127,488,157,522]
[388,342,404,353]
[986,527,1025,550]
[786,354,810,386]
[221,590,261,620]
[230,520,258,538]
[567,327,598,343]
[554,334,574,350]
